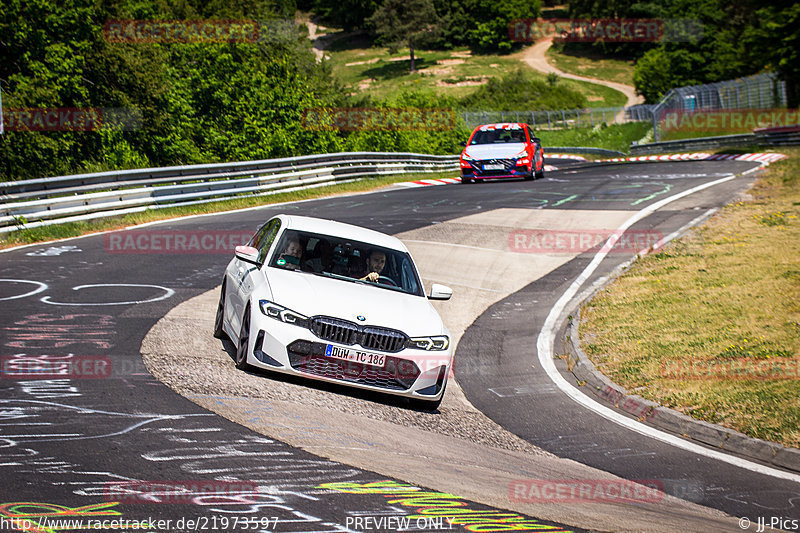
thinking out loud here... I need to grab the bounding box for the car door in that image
[228,218,281,335]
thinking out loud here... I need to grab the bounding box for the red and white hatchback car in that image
[459,122,545,183]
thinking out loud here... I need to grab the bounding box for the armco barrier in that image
[630,127,800,155]
[0,147,630,233]
[0,152,459,233]
[630,134,758,155]
[547,146,626,157]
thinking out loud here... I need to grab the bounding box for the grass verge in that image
[324,36,627,108]
[579,147,800,447]
[0,171,453,249]
[545,46,635,86]
[539,122,651,154]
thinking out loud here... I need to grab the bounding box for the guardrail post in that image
[652,108,659,142]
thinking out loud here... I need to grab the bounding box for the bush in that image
[460,69,587,111]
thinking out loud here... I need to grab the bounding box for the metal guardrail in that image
[628,73,787,142]
[548,146,626,157]
[0,152,459,233]
[0,143,692,233]
[630,128,800,155]
[464,108,625,130]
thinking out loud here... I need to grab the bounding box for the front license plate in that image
[325,344,386,367]
[483,163,504,170]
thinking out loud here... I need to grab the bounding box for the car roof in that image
[278,214,409,253]
[473,122,527,132]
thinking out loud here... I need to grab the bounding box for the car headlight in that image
[461,152,474,161]
[259,300,308,327]
[513,149,528,159]
[409,336,450,351]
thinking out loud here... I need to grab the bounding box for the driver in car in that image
[359,249,387,282]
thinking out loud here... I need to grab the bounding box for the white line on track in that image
[536,167,800,484]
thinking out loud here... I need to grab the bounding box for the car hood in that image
[464,143,527,160]
[264,269,447,337]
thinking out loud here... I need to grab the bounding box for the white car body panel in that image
[266,269,446,337]
[464,143,527,160]
[218,214,453,406]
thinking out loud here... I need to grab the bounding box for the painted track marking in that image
[0,279,49,301]
[40,284,175,306]
[536,167,800,484]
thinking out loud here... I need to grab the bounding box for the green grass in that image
[580,147,800,447]
[323,35,627,108]
[538,122,652,154]
[0,171,454,248]
[545,46,636,86]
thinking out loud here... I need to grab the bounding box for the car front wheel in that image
[213,280,226,339]
[235,305,253,370]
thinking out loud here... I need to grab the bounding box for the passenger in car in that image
[302,239,334,273]
[277,237,303,270]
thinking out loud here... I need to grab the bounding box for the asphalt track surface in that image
[0,157,797,532]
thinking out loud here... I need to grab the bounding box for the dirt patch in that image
[422,66,454,76]
[345,58,379,67]
[358,78,376,90]
[436,58,466,66]
[436,77,489,87]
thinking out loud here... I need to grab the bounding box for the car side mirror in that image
[531,137,541,143]
[428,283,452,301]
[459,141,467,147]
[235,245,262,266]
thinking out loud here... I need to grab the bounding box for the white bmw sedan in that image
[214,214,454,409]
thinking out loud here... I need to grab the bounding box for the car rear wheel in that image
[235,305,252,370]
[213,279,226,339]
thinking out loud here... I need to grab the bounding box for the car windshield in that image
[268,229,424,296]
[469,128,527,145]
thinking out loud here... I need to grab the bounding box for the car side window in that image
[399,256,420,295]
[249,219,281,264]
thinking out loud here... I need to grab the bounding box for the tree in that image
[368,0,439,72]
[311,0,380,31]
[743,3,800,107]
